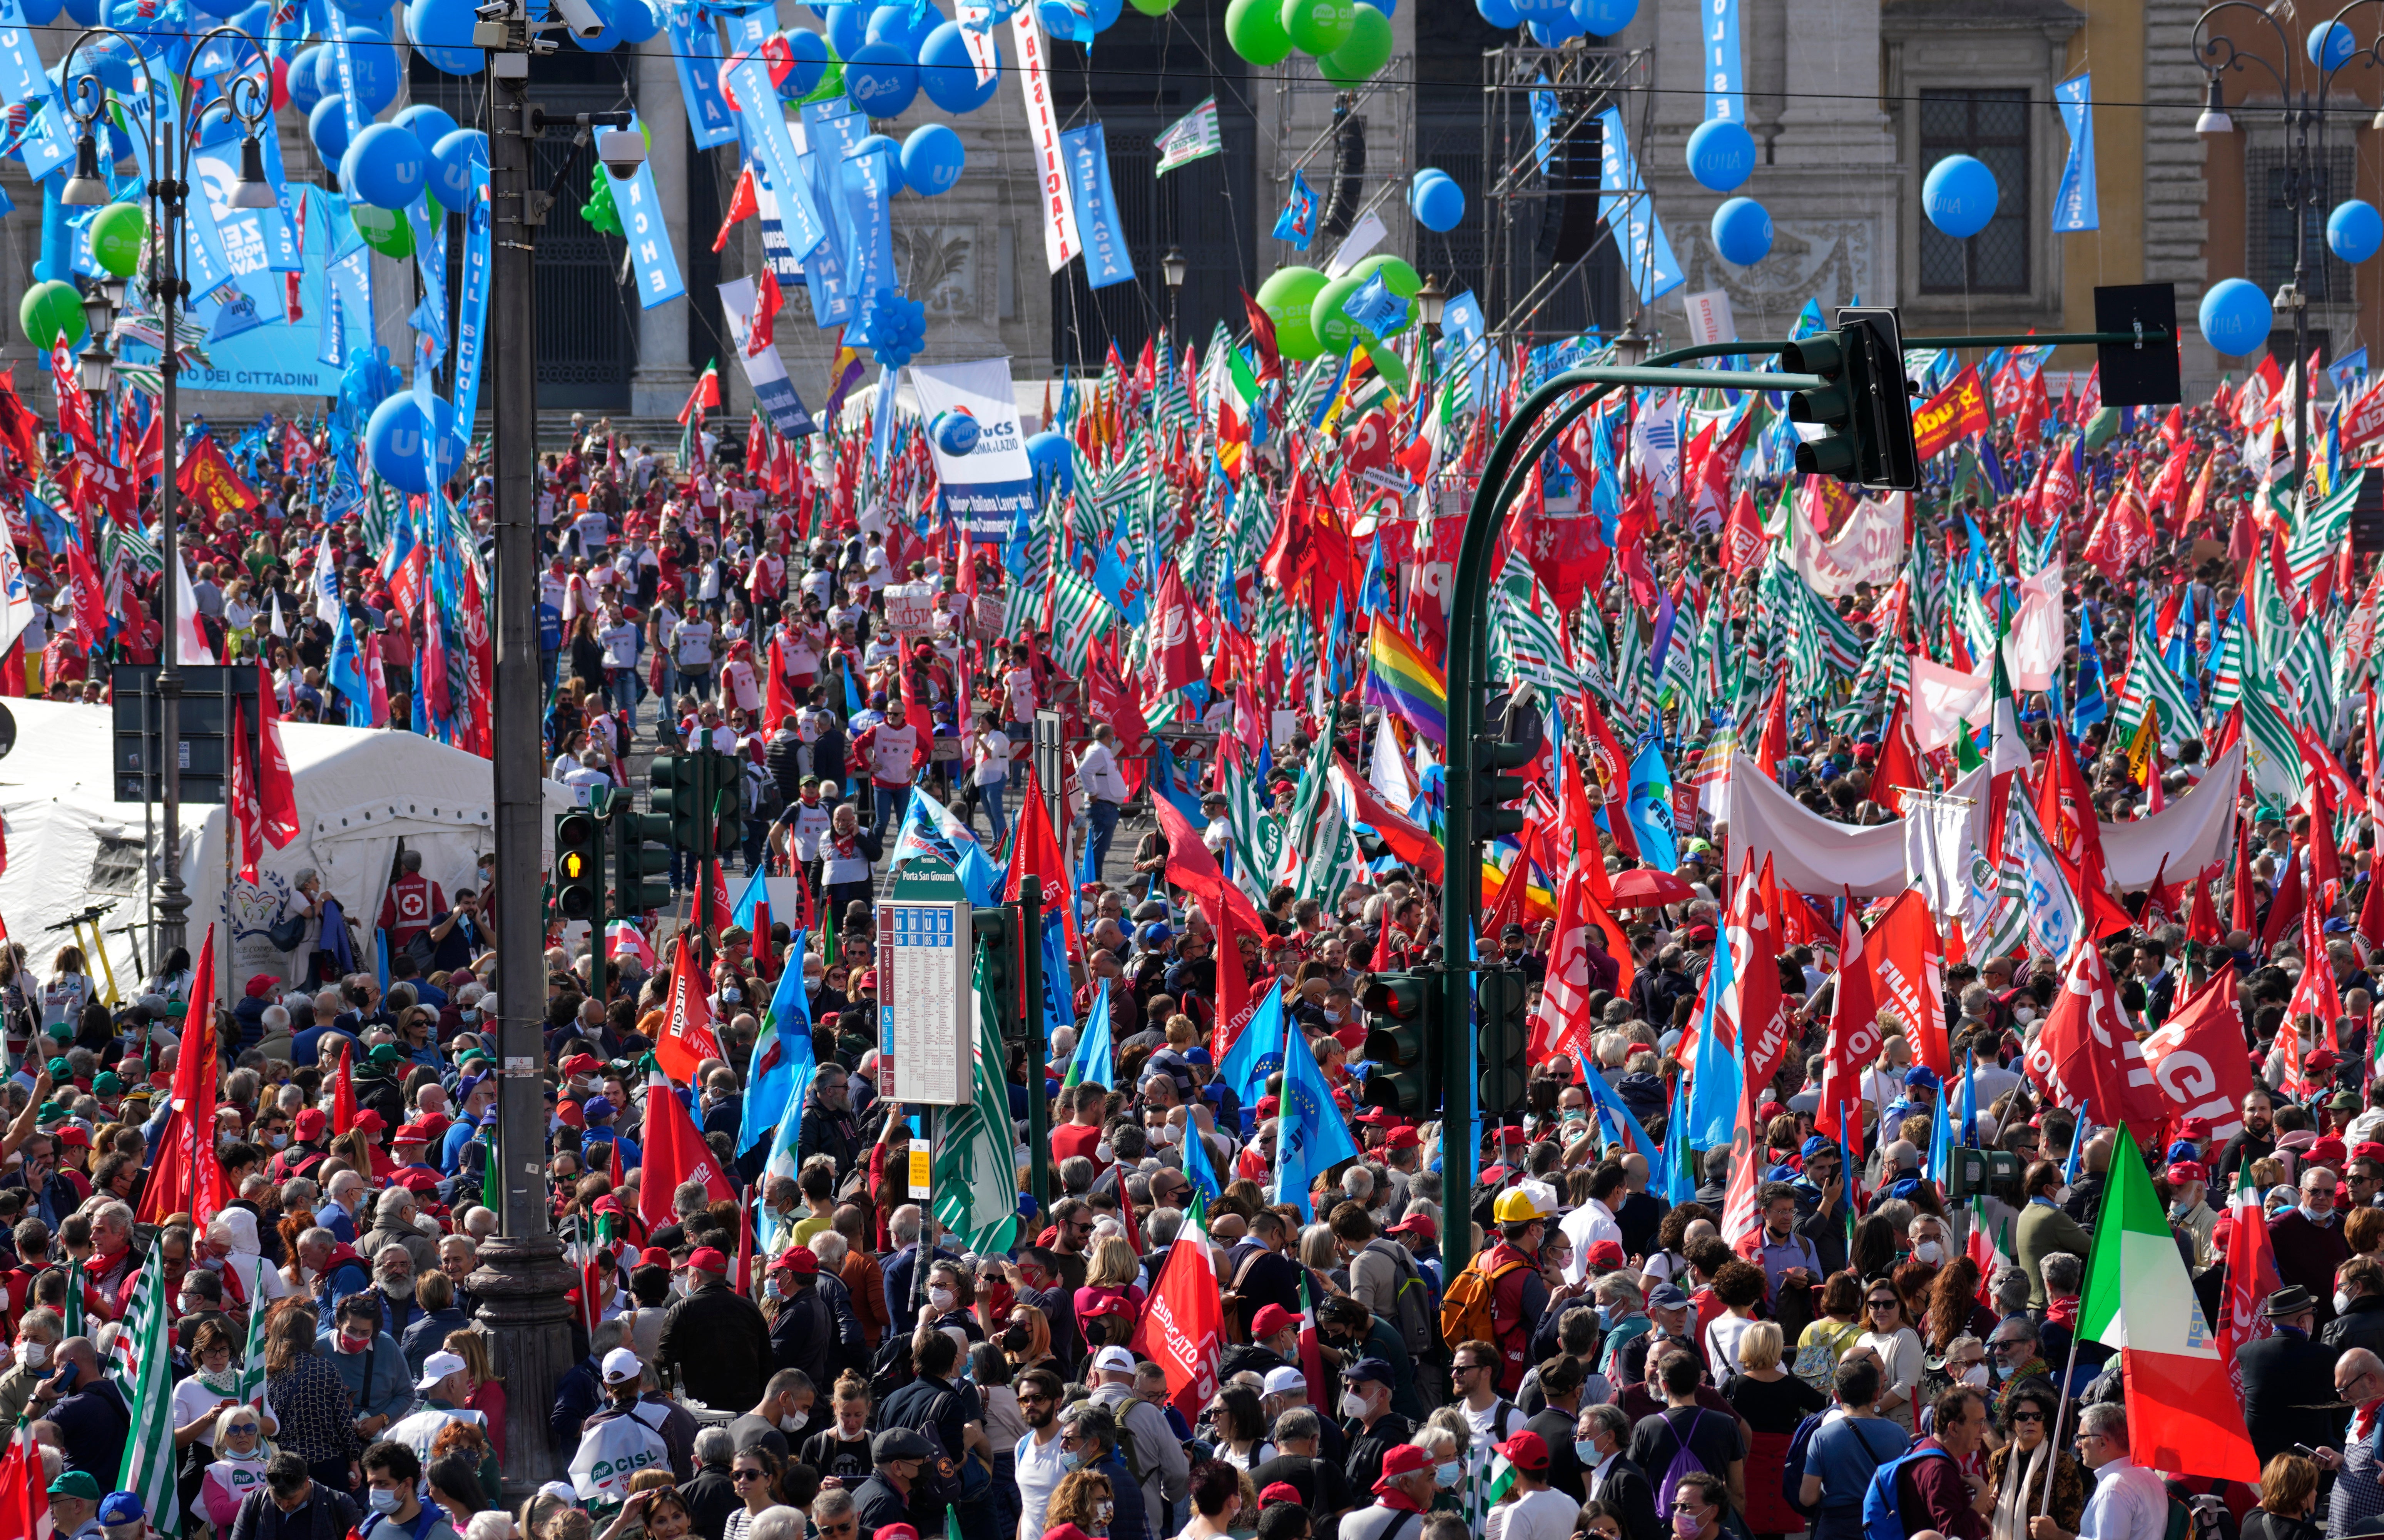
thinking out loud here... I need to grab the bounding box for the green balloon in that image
[350,201,414,259]
[1256,264,1328,362]
[1225,0,1293,66]
[1310,273,1367,354]
[18,280,85,353]
[1318,3,1389,83]
[1350,253,1422,300]
[1127,0,1177,13]
[90,202,147,280]
[1281,0,1354,57]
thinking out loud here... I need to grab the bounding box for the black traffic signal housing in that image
[649,755,704,853]
[973,904,1025,1038]
[1781,309,1919,492]
[553,811,604,921]
[1476,967,1531,1115]
[1944,1147,2023,1201]
[611,801,675,916]
[708,752,745,859]
[1474,730,1537,839]
[1359,971,1436,1116]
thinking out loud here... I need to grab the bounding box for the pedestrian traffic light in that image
[1359,971,1435,1116]
[553,811,604,921]
[1781,310,1919,492]
[610,802,674,916]
[1476,967,1531,1114]
[1473,731,1536,839]
[649,755,703,853]
[973,905,1023,1037]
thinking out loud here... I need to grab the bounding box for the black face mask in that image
[1001,1327,1031,1354]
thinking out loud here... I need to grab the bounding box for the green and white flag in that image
[1154,97,1222,175]
[1046,564,1118,675]
[1488,550,1579,696]
[116,1246,181,1536]
[930,948,1021,1257]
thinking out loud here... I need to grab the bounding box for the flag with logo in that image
[114,1246,180,1535]
[1154,96,1222,175]
[930,946,1021,1255]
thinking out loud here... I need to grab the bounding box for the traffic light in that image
[553,811,604,921]
[1944,1147,2022,1201]
[649,755,704,853]
[611,802,674,916]
[1473,731,1536,839]
[973,905,1023,1037]
[1476,968,1531,1115]
[1359,971,1435,1116]
[708,753,745,858]
[1780,310,1919,492]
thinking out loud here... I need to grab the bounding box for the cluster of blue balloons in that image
[1688,115,1770,270]
[865,292,927,369]
[824,1,1001,120]
[1476,0,1635,46]
[1411,169,1464,233]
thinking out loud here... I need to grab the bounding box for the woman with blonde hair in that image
[1047,1467,1118,1537]
[1074,1234,1147,1341]
[1722,1321,1826,1540]
[444,1329,508,1457]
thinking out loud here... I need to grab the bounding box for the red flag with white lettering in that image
[1870,891,1948,1080]
[1128,1215,1227,1421]
[655,932,725,1085]
[2023,936,2170,1139]
[1816,906,1883,1146]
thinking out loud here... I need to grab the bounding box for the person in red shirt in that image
[1051,1081,1109,1173]
[379,851,447,955]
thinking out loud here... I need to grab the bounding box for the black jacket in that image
[658,1281,773,1412]
[2238,1330,2348,1470]
[229,1481,361,1540]
[682,1460,741,1540]
[2325,1291,2384,1360]
[1592,1453,1665,1540]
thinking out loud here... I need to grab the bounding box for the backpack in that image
[887,1388,990,1509]
[1779,1410,1828,1521]
[1066,1394,1149,1486]
[1365,1239,1439,1359]
[1647,1407,1721,1520]
[1861,1444,1954,1540]
[1438,1253,1529,1354]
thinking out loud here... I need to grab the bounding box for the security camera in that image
[550,0,606,39]
[597,129,646,179]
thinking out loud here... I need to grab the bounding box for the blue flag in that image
[1625,732,1680,871]
[1928,1081,1952,1181]
[1272,168,1318,251]
[1275,1018,1360,1219]
[374,928,390,994]
[1067,978,1115,1089]
[1342,271,1409,339]
[1218,979,1287,1117]
[730,865,771,931]
[744,928,813,1158]
[1662,1075,1696,1206]
[1182,1110,1222,1207]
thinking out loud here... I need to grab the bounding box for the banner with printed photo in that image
[911,357,1036,540]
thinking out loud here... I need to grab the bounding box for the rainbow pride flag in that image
[1362,617,1446,745]
[1480,836,1558,925]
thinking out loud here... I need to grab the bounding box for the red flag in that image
[2259,843,2302,954]
[2230,822,2258,940]
[1724,856,1794,1091]
[2218,1184,2282,1407]
[334,1038,357,1135]
[228,700,263,884]
[1871,891,1949,1079]
[2023,938,2170,1139]
[253,661,301,846]
[1005,766,1081,956]
[139,925,226,1226]
[655,933,724,1085]
[1754,667,1790,779]
[1128,1224,1226,1423]
[1145,563,1205,697]
[0,1422,48,1540]
[637,1069,737,1233]
[1816,906,1883,1145]
[1721,1059,1764,1260]
[1871,703,1925,815]
[714,163,759,251]
[2143,970,2257,1142]
[1530,860,1600,1062]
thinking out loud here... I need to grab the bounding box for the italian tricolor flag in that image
[2078,1127,2260,1481]
[1217,344,1262,474]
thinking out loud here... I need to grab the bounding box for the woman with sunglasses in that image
[1985,1381,2083,1540]
[197,1403,274,1533]
[722,1446,786,1540]
[1851,1279,1925,1434]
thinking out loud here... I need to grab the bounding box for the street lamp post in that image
[59,27,275,958]
[1161,246,1186,337]
[2188,0,2384,502]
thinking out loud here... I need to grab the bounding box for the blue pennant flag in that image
[1624,730,1680,871]
[744,928,812,1159]
[1274,1009,1359,1218]
[1662,1075,1696,1206]
[1272,168,1319,251]
[1218,978,1287,1117]
[1067,977,1115,1089]
[1342,271,1409,339]
[1683,940,1740,1149]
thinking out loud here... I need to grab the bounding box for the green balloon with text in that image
[1256,264,1329,361]
[1281,0,1354,56]
[1225,0,1293,65]
[1317,2,1389,83]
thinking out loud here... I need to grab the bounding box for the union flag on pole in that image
[655,931,725,1085]
[1128,1212,1226,1421]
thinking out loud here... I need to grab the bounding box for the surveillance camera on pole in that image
[597,129,646,179]
[549,0,607,40]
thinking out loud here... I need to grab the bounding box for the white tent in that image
[0,698,571,1001]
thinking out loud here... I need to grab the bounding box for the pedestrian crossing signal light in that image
[554,811,603,921]
[1476,968,1531,1114]
[1360,971,1435,1116]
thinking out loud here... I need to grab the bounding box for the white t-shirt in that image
[788,801,835,860]
[1004,666,1036,721]
[867,722,919,786]
[972,728,1012,788]
[172,1375,242,1450]
[1461,1395,1528,1458]
[1485,1485,1583,1540]
[573,509,610,551]
[1016,1428,1072,1540]
[599,623,639,671]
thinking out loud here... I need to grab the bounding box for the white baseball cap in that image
[600,1347,644,1384]
[416,1350,467,1391]
[1090,1346,1137,1375]
[1261,1366,1306,1395]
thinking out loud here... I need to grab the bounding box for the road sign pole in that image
[1021,876,1049,1213]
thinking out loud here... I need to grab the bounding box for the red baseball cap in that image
[687,1247,730,1274]
[1384,1127,1421,1150]
[1386,1212,1437,1241]
[1584,1239,1627,1271]
[1259,1484,1303,1507]
[393,1122,433,1147]
[1494,1430,1550,1470]
[773,1246,820,1275]
[2165,1161,2209,1186]
[639,1247,673,1269]
[1248,1304,1296,1339]
[560,1053,602,1078]
[1374,1445,1433,1492]
[294,1108,326,1139]
[351,1109,386,1134]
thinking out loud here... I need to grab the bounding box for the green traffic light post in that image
[1432,314,2177,1282]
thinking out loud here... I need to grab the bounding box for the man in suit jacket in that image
[1575,1403,1662,1540]
[2239,1285,2350,1470]
[2014,1161,2095,1311]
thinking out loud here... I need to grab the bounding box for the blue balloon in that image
[365,392,461,496]
[1411,171,1465,233]
[395,102,460,164]
[18,0,60,24]
[901,122,965,196]
[918,21,996,113]
[1475,0,1519,27]
[779,28,829,97]
[1922,153,1998,239]
[1571,0,1632,32]
[287,45,325,110]
[2310,18,2357,71]
[844,40,918,117]
[933,410,981,457]
[59,0,99,25]
[2331,198,2383,264]
[1510,0,1568,16]
[346,120,426,210]
[430,127,486,208]
[866,2,929,52]
[1685,117,1755,193]
[342,27,402,115]
[406,0,484,73]
[1357,0,1392,14]
[1085,0,1123,30]
[309,94,355,166]
[612,0,663,43]
[1025,430,1073,494]
[1527,16,1576,45]
[329,0,385,19]
[1710,196,1772,267]
[2197,277,2273,358]
[826,3,869,59]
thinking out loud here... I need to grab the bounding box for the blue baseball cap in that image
[99,1491,147,1524]
[583,1095,615,1122]
[1800,1135,1835,1159]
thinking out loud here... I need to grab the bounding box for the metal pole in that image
[1021,875,1050,1214]
[154,125,187,955]
[2292,87,2310,503]
[467,42,577,1500]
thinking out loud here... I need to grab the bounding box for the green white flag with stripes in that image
[930,948,1021,1257]
[1488,550,1579,696]
[115,1246,181,1535]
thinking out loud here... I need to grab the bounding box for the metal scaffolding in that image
[1479,42,1652,344]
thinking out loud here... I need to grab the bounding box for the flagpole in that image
[2037,1128,2118,1523]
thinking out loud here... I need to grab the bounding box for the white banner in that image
[1011,6,1080,273]
[912,357,1036,540]
[1906,656,1990,753]
[1326,211,1386,277]
[1681,288,1737,348]
[1790,490,1907,599]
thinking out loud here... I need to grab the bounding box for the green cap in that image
[48,1471,100,1500]
[43,1021,70,1042]
[35,1102,61,1123]
[43,1059,69,1080]
[92,1072,120,1095]
[367,1043,404,1068]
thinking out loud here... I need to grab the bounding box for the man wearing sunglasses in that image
[1014,1368,1071,1540]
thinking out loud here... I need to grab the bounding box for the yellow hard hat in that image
[1491,1186,1548,1224]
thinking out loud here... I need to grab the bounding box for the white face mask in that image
[17,1342,44,1368]
[2015,1006,2037,1024]
[1911,1240,1943,1265]
[1338,1390,1369,1420]
[928,1286,956,1311]
[1960,1364,1990,1387]
[2052,1186,2073,1206]
[1093,1141,1114,1163]
[2337,1289,2356,1317]
[1152,1124,1180,1146]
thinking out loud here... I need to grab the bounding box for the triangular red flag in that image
[655,933,725,1085]
[1816,903,1882,1146]
[334,1037,357,1135]
[637,1070,736,1233]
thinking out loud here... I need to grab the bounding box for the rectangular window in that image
[1918,89,2029,294]
[2249,146,2356,304]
